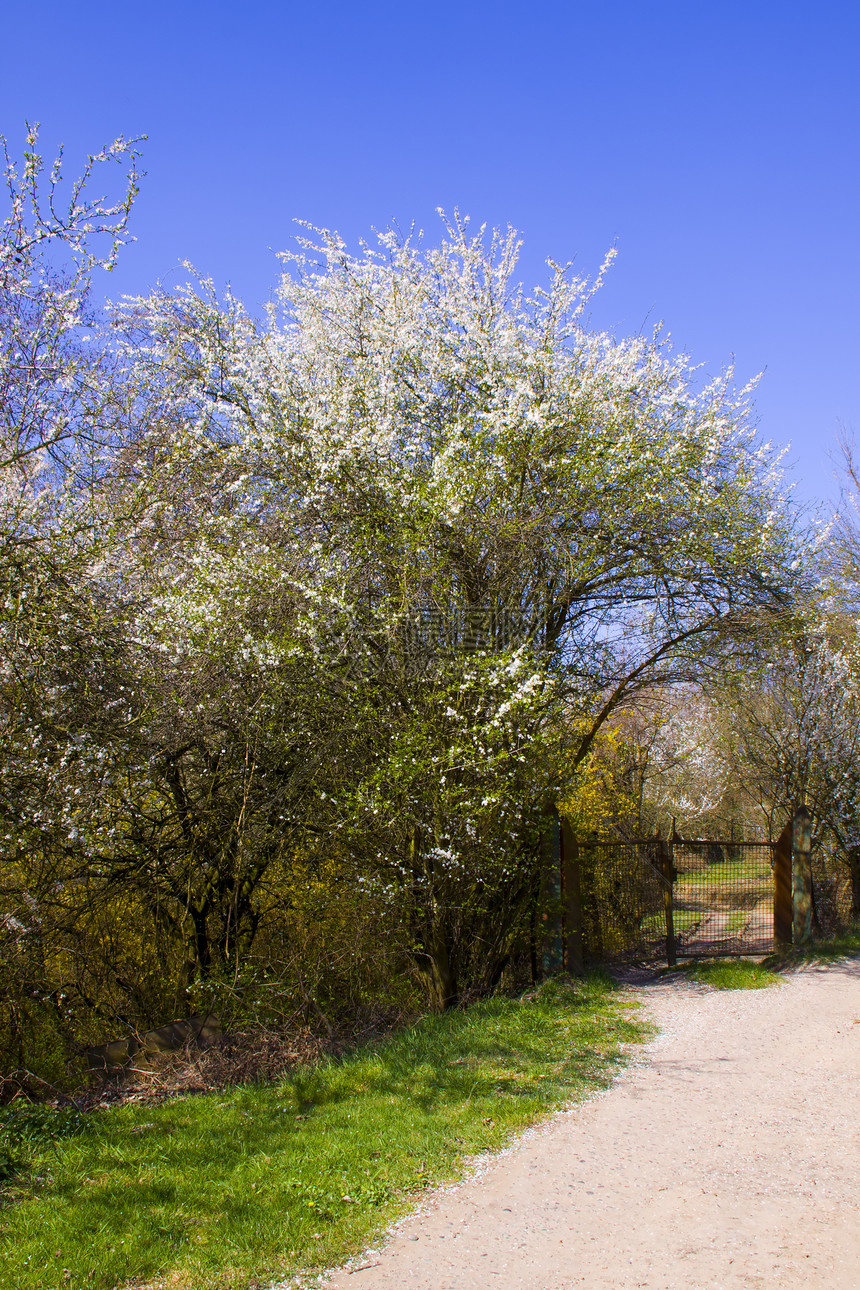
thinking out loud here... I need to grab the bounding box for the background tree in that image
[0,125,147,1082]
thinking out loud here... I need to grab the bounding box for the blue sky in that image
[2,1,857,510]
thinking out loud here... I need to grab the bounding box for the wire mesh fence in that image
[671,840,774,957]
[574,837,777,963]
[576,839,671,964]
[565,828,855,967]
[810,846,855,936]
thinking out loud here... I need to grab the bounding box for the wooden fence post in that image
[791,806,813,945]
[659,828,676,968]
[773,818,793,947]
[667,822,683,966]
[561,819,584,976]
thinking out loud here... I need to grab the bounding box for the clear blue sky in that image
[2,0,857,510]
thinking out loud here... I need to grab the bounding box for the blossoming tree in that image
[0,126,147,1072]
[104,216,802,1004]
[0,134,811,1035]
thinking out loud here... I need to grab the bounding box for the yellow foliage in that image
[558,723,640,836]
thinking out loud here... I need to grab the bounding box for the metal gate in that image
[670,839,775,958]
[565,833,778,966]
[573,838,672,964]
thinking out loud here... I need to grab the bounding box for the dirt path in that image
[320,960,860,1290]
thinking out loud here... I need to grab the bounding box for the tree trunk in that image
[190,907,211,976]
[425,928,459,1010]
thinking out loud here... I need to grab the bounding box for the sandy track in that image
[320,960,860,1290]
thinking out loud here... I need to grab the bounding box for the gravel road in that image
[320,959,860,1290]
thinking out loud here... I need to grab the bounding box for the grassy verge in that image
[764,924,860,969]
[0,973,645,1290]
[666,960,782,990]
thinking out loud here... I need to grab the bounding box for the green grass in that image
[674,860,772,886]
[666,959,782,989]
[641,907,701,935]
[764,924,860,968]
[0,974,645,1290]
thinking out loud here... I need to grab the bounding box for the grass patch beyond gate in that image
[668,960,782,990]
[0,974,644,1290]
